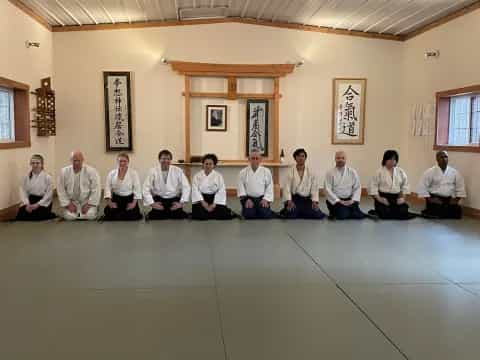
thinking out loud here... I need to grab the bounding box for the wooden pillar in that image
[227,76,237,99]
[184,76,191,179]
[273,77,280,197]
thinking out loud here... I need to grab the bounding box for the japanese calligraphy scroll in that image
[332,78,366,145]
[246,100,269,156]
[104,72,133,151]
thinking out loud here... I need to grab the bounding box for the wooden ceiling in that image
[10,0,480,40]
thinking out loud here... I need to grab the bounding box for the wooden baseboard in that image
[464,206,480,220]
[406,193,425,205]
[0,203,19,221]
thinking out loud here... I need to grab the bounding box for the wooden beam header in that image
[169,61,295,78]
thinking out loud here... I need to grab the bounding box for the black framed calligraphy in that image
[104,72,133,151]
[332,78,366,145]
[246,99,269,156]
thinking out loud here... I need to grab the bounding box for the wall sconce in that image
[25,41,40,48]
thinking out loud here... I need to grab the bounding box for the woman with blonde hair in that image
[16,154,56,221]
[103,153,143,221]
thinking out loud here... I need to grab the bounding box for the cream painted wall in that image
[53,23,404,190]
[189,78,274,160]
[403,8,480,209]
[0,1,54,209]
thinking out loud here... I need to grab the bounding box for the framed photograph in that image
[246,100,269,156]
[104,71,133,151]
[206,105,227,131]
[332,78,367,145]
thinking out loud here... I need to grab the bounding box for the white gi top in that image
[282,166,319,202]
[191,169,227,205]
[57,164,101,207]
[417,165,466,198]
[369,166,410,196]
[105,168,142,199]
[237,165,274,202]
[143,165,191,205]
[19,170,54,207]
[324,166,362,204]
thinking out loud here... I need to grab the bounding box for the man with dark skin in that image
[417,151,466,219]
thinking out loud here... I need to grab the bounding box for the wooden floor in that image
[1,200,480,359]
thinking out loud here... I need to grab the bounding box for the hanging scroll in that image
[246,99,269,156]
[104,71,133,151]
[332,78,366,145]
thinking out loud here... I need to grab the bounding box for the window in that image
[0,77,30,150]
[448,95,480,145]
[435,85,480,152]
[0,87,15,141]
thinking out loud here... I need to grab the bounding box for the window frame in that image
[435,85,480,153]
[0,77,30,150]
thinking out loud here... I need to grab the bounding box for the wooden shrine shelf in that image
[181,91,281,100]
[170,61,295,78]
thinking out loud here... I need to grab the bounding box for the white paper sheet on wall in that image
[411,103,436,136]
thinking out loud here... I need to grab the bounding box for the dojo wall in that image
[52,23,404,189]
[403,8,480,210]
[0,1,54,210]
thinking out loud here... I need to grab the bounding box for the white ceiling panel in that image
[15,0,480,37]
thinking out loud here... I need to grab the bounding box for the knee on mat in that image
[257,207,274,219]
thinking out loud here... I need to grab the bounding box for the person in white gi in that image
[143,149,190,220]
[16,154,56,221]
[417,150,466,219]
[324,151,366,220]
[191,153,236,220]
[57,151,101,220]
[281,148,325,219]
[368,149,414,220]
[237,150,275,219]
[103,152,143,221]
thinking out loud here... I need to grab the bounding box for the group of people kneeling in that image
[15,147,466,222]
